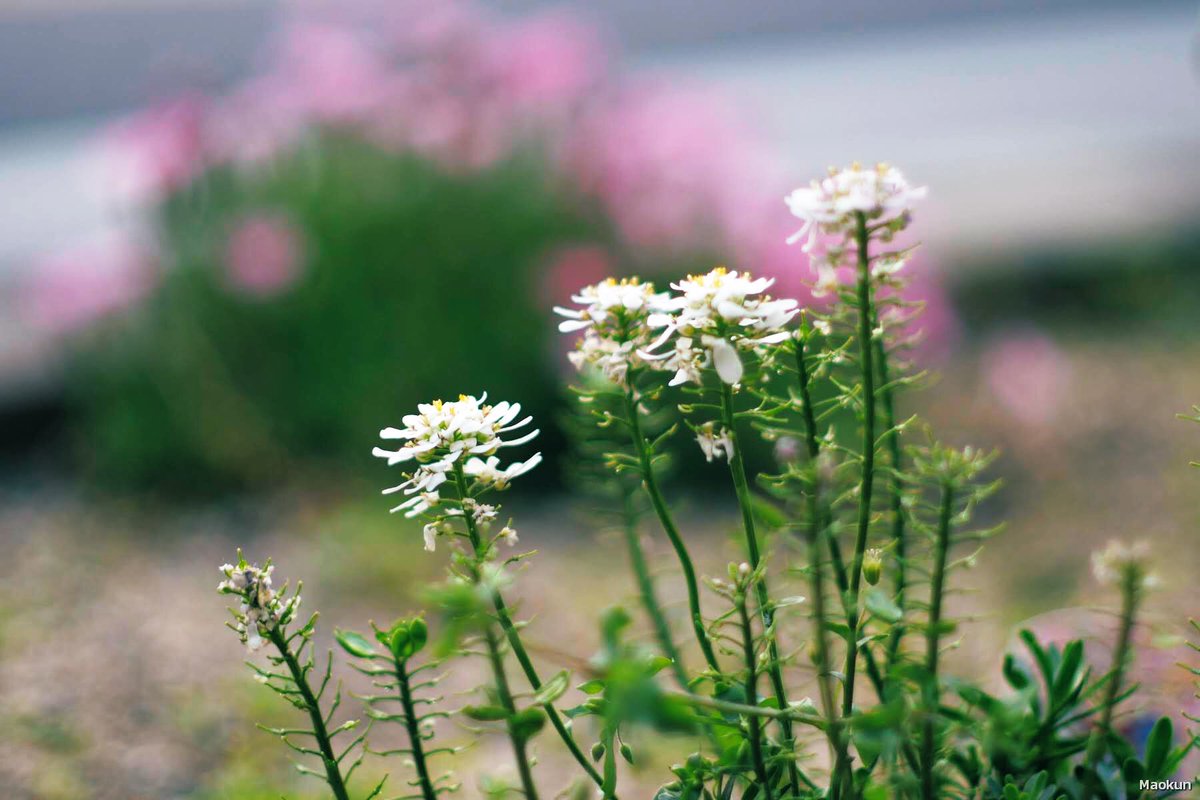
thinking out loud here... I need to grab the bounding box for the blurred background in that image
[2,1,1200,797]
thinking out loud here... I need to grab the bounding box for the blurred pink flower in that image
[565,85,767,251]
[260,21,396,125]
[224,214,305,299]
[23,235,156,336]
[539,245,613,307]
[748,217,960,362]
[106,95,209,200]
[981,328,1072,426]
[485,11,606,112]
[898,262,960,364]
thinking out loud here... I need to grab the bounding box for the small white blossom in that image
[463,453,543,490]
[695,423,735,463]
[642,267,798,385]
[1091,540,1157,589]
[553,278,670,333]
[498,526,519,547]
[555,278,671,386]
[372,394,541,518]
[422,523,439,552]
[785,162,926,251]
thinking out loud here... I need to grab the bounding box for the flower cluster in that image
[373,394,541,518]
[419,497,519,552]
[784,164,926,298]
[644,267,798,385]
[554,278,670,385]
[218,559,299,651]
[784,162,927,250]
[1091,539,1156,590]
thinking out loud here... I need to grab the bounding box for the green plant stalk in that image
[669,692,825,727]
[395,655,439,800]
[736,586,776,800]
[481,622,541,800]
[1084,565,1141,771]
[830,212,880,800]
[451,465,607,792]
[795,328,906,794]
[620,488,692,690]
[874,333,908,671]
[266,626,352,800]
[920,483,955,800]
[803,482,849,795]
[622,385,723,674]
[719,381,801,797]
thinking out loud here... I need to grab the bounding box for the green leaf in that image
[1122,757,1145,785]
[1002,653,1032,690]
[388,616,428,661]
[1143,716,1172,775]
[577,679,605,695]
[532,670,570,706]
[461,704,510,722]
[1051,640,1083,701]
[864,589,902,624]
[511,707,546,741]
[646,655,674,675]
[334,629,378,659]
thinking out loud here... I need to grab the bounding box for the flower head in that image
[372,393,541,518]
[643,266,797,385]
[554,277,671,385]
[1091,540,1156,590]
[218,556,300,651]
[785,162,926,250]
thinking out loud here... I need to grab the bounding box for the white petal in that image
[711,339,744,384]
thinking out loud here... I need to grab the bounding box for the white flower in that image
[553,278,670,333]
[567,332,640,385]
[695,423,735,463]
[463,453,543,490]
[785,162,926,251]
[1091,540,1156,589]
[642,267,797,385]
[372,394,540,517]
[422,523,439,552]
[555,278,671,386]
[654,335,705,387]
[498,526,519,547]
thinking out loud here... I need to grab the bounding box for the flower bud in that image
[862,548,884,586]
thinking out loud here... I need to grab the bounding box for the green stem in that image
[803,475,849,792]
[482,622,540,800]
[622,386,722,674]
[874,319,908,671]
[833,212,879,800]
[267,627,351,800]
[719,381,801,796]
[395,657,439,800]
[737,586,775,800]
[620,488,692,690]
[920,483,955,800]
[668,691,825,728]
[451,465,605,793]
[1084,566,1141,772]
[795,335,901,796]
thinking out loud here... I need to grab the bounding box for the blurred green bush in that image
[69,140,605,492]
